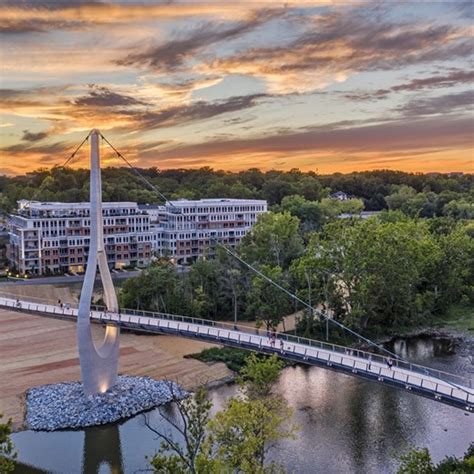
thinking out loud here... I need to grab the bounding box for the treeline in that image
[1,167,472,217]
[119,211,474,336]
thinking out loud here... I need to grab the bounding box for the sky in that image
[0,0,473,175]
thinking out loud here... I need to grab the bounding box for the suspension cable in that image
[99,132,403,359]
[21,131,91,209]
[100,133,174,207]
[98,132,472,392]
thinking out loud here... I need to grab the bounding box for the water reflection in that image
[12,336,474,474]
[82,425,123,474]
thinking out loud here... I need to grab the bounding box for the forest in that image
[119,210,473,338]
[1,167,472,338]
[0,167,472,218]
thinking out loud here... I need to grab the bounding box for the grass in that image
[432,303,474,332]
[188,347,291,373]
[186,347,251,373]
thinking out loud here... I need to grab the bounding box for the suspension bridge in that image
[1,294,472,411]
[6,129,474,412]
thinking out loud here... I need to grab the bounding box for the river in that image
[12,335,474,474]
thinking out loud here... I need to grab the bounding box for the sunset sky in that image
[0,1,473,175]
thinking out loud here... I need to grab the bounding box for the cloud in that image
[344,70,474,101]
[73,85,147,107]
[452,2,474,19]
[21,129,48,142]
[396,90,474,116]
[1,141,68,154]
[117,9,285,72]
[0,18,87,34]
[199,8,473,93]
[0,2,254,34]
[390,70,474,93]
[0,80,268,135]
[131,93,267,129]
[140,115,474,164]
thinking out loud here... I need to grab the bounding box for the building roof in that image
[167,198,267,206]
[138,204,164,210]
[17,200,139,210]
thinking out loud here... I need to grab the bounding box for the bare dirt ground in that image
[0,308,232,431]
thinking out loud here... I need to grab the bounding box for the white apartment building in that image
[150,198,268,263]
[7,198,268,274]
[8,200,153,275]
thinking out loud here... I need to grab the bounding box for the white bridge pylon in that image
[77,129,120,395]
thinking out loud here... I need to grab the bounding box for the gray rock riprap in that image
[26,375,187,431]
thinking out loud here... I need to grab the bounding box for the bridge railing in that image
[0,292,471,391]
[97,309,473,404]
[101,305,472,390]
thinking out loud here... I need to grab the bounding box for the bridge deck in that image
[1,296,473,411]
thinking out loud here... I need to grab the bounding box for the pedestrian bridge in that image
[1,295,473,411]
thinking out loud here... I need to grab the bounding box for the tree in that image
[223,267,242,327]
[209,397,294,474]
[0,413,16,473]
[397,448,434,474]
[147,387,221,474]
[147,355,297,474]
[278,195,325,231]
[442,199,474,219]
[119,261,184,313]
[188,259,221,320]
[318,197,364,218]
[301,215,441,332]
[246,265,292,330]
[240,212,303,269]
[430,223,474,310]
[397,443,474,474]
[238,353,284,399]
[208,354,296,474]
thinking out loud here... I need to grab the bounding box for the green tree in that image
[240,212,303,269]
[443,199,474,219]
[302,216,440,331]
[278,195,325,231]
[238,353,284,399]
[148,387,222,474]
[397,448,434,474]
[209,397,294,474]
[397,443,474,474]
[188,259,221,320]
[0,413,16,473]
[385,185,418,212]
[209,354,296,474]
[431,224,474,310]
[246,265,292,330]
[119,261,184,313]
[147,355,297,474]
[318,197,364,218]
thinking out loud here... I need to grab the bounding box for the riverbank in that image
[0,308,233,432]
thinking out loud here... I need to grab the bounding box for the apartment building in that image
[8,200,153,275]
[151,198,268,263]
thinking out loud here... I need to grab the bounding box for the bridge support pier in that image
[77,129,120,396]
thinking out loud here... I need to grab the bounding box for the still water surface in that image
[13,336,474,474]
